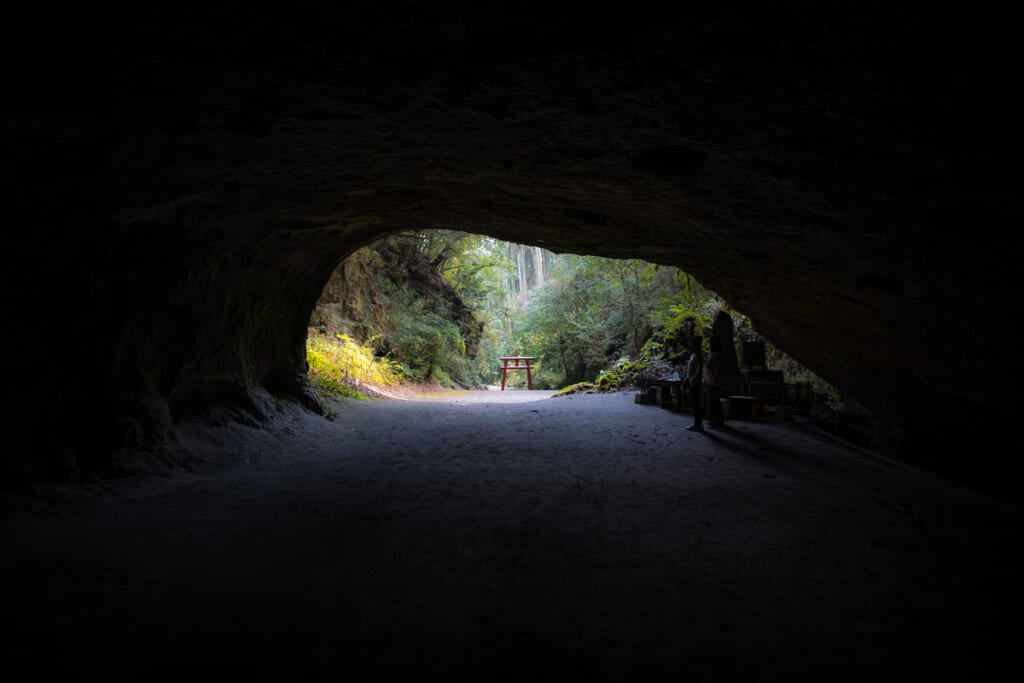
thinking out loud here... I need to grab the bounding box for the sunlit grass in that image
[417,391,468,398]
[306,330,404,402]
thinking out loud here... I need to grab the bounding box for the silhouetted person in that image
[704,336,724,428]
[684,336,704,432]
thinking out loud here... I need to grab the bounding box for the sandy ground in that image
[2,387,1022,681]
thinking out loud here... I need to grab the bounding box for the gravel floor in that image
[2,389,1021,681]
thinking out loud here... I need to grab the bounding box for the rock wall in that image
[310,236,484,369]
[2,2,1020,495]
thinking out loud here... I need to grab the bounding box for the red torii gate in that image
[499,356,535,390]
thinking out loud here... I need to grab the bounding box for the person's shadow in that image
[699,421,871,481]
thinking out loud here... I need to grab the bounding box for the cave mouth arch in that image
[0,194,1011,501]
[3,1,1020,502]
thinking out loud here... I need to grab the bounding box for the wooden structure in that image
[647,374,684,410]
[738,368,815,419]
[741,369,785,403]
[499,356,535,390]
[728,395,760,420]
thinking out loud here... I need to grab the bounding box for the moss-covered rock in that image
[554,382,599,397]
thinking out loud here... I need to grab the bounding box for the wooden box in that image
[728,395,760,420]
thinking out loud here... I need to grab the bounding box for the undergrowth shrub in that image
[306,331,404,401]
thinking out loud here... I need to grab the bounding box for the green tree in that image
[503,254,690,388]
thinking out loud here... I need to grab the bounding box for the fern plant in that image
[306,331,404,401]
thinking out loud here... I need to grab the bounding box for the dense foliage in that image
[307,232,486,392]
[306,332,405,408]
[506,256,705,388]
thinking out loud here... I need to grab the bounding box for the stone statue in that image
[710,310,741,389]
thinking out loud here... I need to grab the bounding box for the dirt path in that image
[2,389,1021,681]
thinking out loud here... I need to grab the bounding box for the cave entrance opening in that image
[301,229,838,418]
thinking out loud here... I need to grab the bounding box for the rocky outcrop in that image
[310,236,484,371]
[2,2,1020,495]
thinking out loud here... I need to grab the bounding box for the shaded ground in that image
[2,388,1021,681]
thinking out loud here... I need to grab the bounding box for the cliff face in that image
[2,2,1019,493]
[310,236,484,378]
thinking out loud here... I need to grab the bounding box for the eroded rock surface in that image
[2,2,1019,494]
